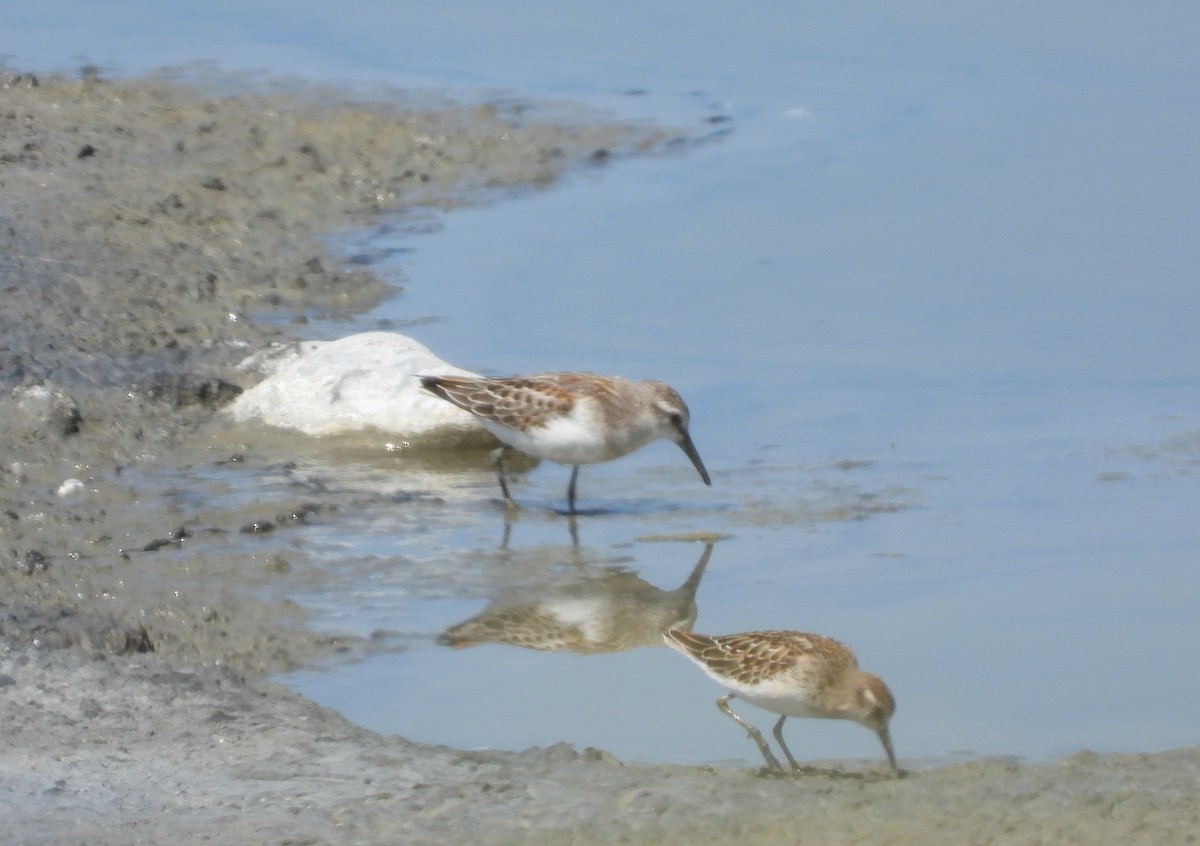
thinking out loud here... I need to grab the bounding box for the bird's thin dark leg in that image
[772,715,803,773]
[491,446,515,506]
[717,694,784,773]
[566,465,580,514]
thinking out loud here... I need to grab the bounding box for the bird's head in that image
[645,382,711,486]
[852,672,898,773]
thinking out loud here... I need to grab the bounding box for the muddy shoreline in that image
[1,69,1197,844]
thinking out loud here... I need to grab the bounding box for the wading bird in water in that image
[420,372,710,513]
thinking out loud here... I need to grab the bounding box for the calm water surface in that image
[11,1,1199,765]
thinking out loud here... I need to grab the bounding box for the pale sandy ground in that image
[1,69,1197,845]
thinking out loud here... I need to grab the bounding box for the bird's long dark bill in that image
[678,432,712,486]
[878,726,898,772]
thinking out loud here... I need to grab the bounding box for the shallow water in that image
[12,2,1200,766]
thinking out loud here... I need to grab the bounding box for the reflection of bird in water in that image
[438,544,713,655]
[664,628,898,775]
[419,373,710,514]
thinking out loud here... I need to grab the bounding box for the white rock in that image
[57,478,86,497]
[224,332,493,446]
[17,385,56,405]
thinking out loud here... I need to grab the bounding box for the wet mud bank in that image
[4,646,1198,845]
[0,67,664,673]
[1,69,1197,844]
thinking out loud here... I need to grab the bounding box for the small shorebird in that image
[663,628,897,774]
[419,372,710,513]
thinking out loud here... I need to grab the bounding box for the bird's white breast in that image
[486,397,658,465]
[697,661,841,720]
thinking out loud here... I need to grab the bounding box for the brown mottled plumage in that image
[426,375,576,432]
[420,372,709,513]
[665,628,898,774]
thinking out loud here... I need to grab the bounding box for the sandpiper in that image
[419,372,710,513]
[663,628,897,774]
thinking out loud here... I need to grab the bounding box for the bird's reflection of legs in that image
[716,693,784,773]
[497,507,581,549]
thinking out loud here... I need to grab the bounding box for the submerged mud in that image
[1,68,1197,844]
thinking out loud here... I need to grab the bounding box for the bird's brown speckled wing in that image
[665,629,857,686]
[420,374,578,430]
